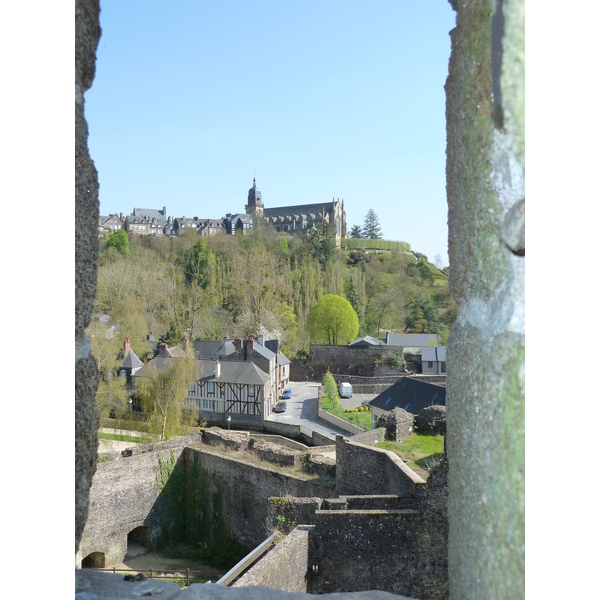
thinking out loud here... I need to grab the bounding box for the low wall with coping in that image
[233,526,313,592]
[335,435,426,497]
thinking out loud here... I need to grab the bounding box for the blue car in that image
[281,388,292,399]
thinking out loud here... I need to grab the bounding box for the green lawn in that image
[320,395,371,431]
[98,432,153,444]
[375,434,444,471]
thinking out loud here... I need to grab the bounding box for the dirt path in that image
[113,544,225,581]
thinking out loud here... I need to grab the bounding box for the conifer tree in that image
[362,209,383,239]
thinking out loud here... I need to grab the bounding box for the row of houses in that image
[99,179,348,245]
[349,333,447,375]
[118,334,291,422]
[99,207,252,239]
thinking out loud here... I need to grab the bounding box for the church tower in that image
[245,178,263,216]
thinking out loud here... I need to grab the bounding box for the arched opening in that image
[81,552,105,568]
[127,526,150,558]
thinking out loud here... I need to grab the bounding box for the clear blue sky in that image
[86,0,456,265]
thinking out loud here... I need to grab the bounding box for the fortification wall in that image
[76,435,200,567]
[335,436,426,497]
[308,509,421,596]
[77,434,333,567]
[184,447,334,550]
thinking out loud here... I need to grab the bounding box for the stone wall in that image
[335,436,426,497]
[76,435,201,567]
[184,447,334,550]
[233,526,313,592]
[445,1,525,597]
[77,435,334,567]
[291,345,403,380]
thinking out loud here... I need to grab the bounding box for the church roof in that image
[263,202,334,219]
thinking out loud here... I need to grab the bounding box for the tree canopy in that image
[105,229,130,257]
[306,294,359,345]
[138,357,196,441]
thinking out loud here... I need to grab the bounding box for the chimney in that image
[123,338,130,357]
[256,335,264,346]
[215,360,221,378]
[223,335,229,340]
[120,212,123,220]
[158,342,168,357]
[247,335,255,352]
[233,336,242,349]
[163,206,167,217]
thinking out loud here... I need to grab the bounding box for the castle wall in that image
[76,435,200,567]
[335,435,426,497]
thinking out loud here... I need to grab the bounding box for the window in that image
[207,381,215,395]
[188,383,196,396]
[219,385,225,399]
[248,403,255,415]
[428,362,433,368]
[441,362,446,373]
[202,399,215,411]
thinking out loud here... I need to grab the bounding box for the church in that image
[245,178,347,246]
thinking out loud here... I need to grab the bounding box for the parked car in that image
[281,388,292,399]
[274,401,287,413]
[339,382,353,398]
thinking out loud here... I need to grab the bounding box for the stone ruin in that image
[413,405,447,436]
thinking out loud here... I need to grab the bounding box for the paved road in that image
[268,381,377,441]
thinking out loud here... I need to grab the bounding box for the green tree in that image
[322,369,340,402]
[404,296,441,333]
[160,322,183,346]
[306,294,359,345]
[138,358,196,441]
[349,224,363,239]
[362,209,382,240]
[105,229,130,257]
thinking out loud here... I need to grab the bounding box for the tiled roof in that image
[122,349,143,369]
[133,357,269,385]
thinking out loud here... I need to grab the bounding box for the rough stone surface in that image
[76,570,414,598]
[377,408,414,441]
[445,1,525,598]
[413,406,446,436]
[75,0,101,554]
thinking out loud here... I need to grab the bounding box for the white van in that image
[339,382,353,398]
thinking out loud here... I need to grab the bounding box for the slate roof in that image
[251,342,276,361]
[263,202,334,219]
[133,357,269,385]
[122,349,143,370]
[421,346,447,362]
[192,340,237,360]
[349,335,385,347]
[369,377,446,415]
[385,333,440,348]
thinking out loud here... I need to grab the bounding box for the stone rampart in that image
[184,447,334,550]
[335,436,426,497]
[76,435,201,567]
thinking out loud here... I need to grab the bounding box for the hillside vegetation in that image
[90,221,455,362]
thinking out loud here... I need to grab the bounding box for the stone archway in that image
[81,551,105,568]
[127,526,150,558]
